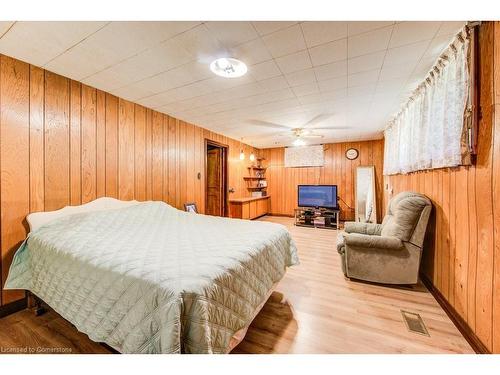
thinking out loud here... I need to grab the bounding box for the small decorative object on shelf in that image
[245,157,268,194]
[184,202,198,213]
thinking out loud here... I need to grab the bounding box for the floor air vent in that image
[401,310,430,336]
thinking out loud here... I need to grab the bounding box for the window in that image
[383,26,476,175]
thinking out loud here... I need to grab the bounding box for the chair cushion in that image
[344,233,403,250]
[380,192,431,241]
[344,222,382,235]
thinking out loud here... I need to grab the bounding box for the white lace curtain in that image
[383,28,471,175]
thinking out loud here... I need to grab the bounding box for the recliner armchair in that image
[337,191,432,285]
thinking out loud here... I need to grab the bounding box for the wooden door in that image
[206,147,223,216]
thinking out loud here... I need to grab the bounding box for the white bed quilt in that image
[4,201,299,353]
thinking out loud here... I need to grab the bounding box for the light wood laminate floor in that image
[0,216,473,354]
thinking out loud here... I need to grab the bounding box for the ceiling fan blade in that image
[246,119,291,130]
[303,113,336,128]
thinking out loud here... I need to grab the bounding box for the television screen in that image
[298,185,337,209]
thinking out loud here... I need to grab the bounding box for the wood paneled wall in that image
[261,140,384,221]
[384,22,500,353]
[0,54,258,306]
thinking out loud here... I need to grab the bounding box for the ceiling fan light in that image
[293,138,306,146]
[210,58,247,78]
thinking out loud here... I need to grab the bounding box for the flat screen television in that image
[298,185,337,209]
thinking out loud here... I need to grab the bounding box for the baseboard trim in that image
[420,274,490,354]
[0,297,27,319]
[268,213,294,217]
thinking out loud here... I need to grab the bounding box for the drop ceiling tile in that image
[348,25,393,58]
[252,21,298,36]
[275,50,312,74]
[318,76,347,92]
[348,51,385,74]
[225,82,265,98]
[291,82,320,97]
[46,21,199,80]
[379,62,416,81]
[111,84,158,102]
[173,23,227,61]
[0,21,14,36]
[314,60,347,81]
[205,21,258,48]
[389,21,441,48]
[0,21,107,67]
[375,78,407,94]
[301,21,348,48]
[384,40,430,67]
[136,90,181,108]
[258,76,290,92]
[259,88,296,104]
[424,33,455,59]
[284,68,317,87]
[347,21,395,36]
[83,37,193,91]
[348,69,380,87]
[131,61,212,97]
[262,24,307,58]
[309,38,347,66]
[170,80,216,101]
[248,60,282,81]
[230,38,272,65]
[176,95,215,111]
[437,21,466,36]
[202,74,256,92]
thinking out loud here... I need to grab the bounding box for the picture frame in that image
[184,202,198,213]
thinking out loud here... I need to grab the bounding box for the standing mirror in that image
[355,166,377,223]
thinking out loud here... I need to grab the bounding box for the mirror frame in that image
[355,165,377,223]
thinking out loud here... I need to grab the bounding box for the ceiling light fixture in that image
[293,138,306,147]
[210,57,247,78]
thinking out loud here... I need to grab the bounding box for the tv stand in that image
[294,207,340,230]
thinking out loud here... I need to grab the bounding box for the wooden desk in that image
[229,196,270,220]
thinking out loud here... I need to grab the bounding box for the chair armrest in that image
[344,233,403,250]
[344,222,382,235]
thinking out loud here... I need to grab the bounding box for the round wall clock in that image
[345,148,359,160]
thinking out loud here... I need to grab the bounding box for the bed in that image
[4,198,299,354]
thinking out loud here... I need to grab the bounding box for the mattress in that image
[4,201,299,353]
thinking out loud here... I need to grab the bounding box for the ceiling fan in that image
[247,114,350,146]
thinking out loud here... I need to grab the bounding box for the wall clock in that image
[345,148,359,160]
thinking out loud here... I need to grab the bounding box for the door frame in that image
[204,139,229,216]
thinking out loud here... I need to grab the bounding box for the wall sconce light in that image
[239,149,245,160]
[249,152,255,162]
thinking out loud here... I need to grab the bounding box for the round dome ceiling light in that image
[210,57,247,78]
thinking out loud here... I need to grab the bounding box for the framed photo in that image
[184,202,198,213]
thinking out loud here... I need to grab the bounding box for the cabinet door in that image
[249,201,257,219]
[242,203,250,219]
[256,199,267,217]
[229,203,242,218]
